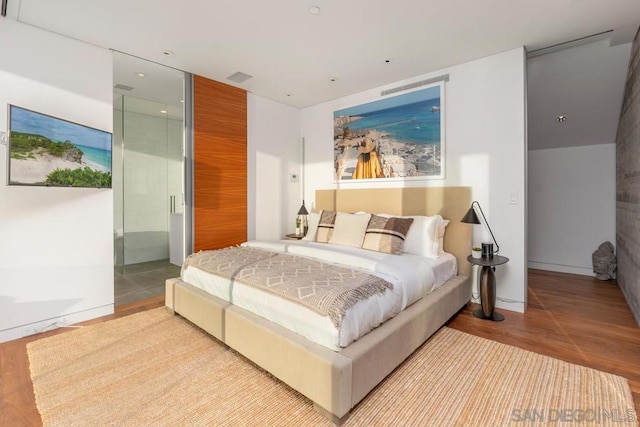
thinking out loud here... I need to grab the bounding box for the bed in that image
[165,187,472,424]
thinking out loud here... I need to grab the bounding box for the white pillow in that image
[328,212,372,248]
[438,219,450,254]
[379,213,443,258]
[302,212,321,241]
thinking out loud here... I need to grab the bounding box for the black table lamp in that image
[297,200,309,236]
[461,201,499,256]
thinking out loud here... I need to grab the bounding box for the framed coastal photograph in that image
[7,105,112,188]
[333,83,444,181]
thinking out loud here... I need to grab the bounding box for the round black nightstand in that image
[467,254,509,321]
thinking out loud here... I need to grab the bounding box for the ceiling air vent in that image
[381,74,449,96]
[114,84,135,91]
[226,72,253,83]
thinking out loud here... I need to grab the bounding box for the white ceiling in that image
[527,36,633,150]
[6,0,640,109]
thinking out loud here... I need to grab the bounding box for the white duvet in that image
[181,240,457,351]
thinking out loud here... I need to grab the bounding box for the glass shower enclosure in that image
[113,96,184,267]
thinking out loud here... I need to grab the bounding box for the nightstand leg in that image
[473,265,505,321]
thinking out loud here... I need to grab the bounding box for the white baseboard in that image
[495,298,525,313]
[0,304,114,343]
[528,261,593,277]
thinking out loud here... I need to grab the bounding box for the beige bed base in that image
[165,187,472,424]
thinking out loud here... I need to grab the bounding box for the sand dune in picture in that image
[10,153,87,184]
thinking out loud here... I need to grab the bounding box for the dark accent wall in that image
[616,28,640,325]
[193,75,247,251]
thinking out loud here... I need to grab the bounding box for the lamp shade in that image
[460,201,499,255]
[460,206,481,224]
[297,201,309,215]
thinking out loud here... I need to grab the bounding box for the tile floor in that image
[114,259,181,306]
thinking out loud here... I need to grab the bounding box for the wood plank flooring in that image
[1,270,639,426]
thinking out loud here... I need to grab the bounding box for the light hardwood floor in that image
[1,269,638,426]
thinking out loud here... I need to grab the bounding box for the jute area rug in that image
[27,308,636,426]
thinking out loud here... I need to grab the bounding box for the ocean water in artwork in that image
[76,144,112,172]
[11,106,111,150]
[9,106,113,186]
[333,86,443,180]
[334,85,441,145]
[10,106,112,173]
[342,98,441,145]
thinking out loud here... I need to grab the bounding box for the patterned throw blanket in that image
[183,246,393,327]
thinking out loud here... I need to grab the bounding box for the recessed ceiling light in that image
[385,59,392,63]
[286,93,293,97]
[160,110,167,114]
[556,115,567,122]
[330,77,338,82]
[135,72,145,77]
[308,6,321,15]
[162,50,173,56]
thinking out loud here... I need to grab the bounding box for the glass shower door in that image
[114,96,184,266]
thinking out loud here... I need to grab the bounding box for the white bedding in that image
[181,240,457,350]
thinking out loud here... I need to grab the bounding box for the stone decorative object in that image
[592,241,616,280]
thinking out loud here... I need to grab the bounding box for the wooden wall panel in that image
[194,75,247,251]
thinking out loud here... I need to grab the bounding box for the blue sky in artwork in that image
[334,85,440,117]
[10,105,112,150]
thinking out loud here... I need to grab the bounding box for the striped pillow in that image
[315,210,337,243]
[362,215,414,254]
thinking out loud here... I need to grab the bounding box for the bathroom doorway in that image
[112,52,186,305]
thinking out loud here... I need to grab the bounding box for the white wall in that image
[0,20,114,342]
[528,144,615,275]
[248,94,302,241]
[301,48,528,313]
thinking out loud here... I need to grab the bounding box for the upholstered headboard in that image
[315,187,472,276]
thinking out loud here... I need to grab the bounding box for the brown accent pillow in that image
[315,210,337,243]
[362,215,414,254]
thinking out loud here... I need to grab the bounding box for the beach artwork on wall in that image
[7,105,112,188]
[333,83,444,181]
